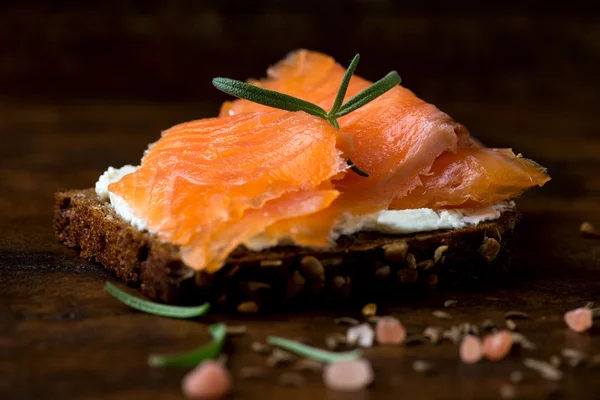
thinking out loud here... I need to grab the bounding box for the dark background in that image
[3,3,600,400]
[2,0,599,109]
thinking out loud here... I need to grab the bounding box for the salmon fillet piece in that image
[220,49,549,210]
[108,111,348,271]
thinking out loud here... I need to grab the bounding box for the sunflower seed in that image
[524,358,563,381]
[251,341,272,354]
[506,319,517,331]
[511,332,536,350]
[432,310,452,320]
[267,349,297,367]
[504,311,530,320]
[509,370,524,384]
[443,300,458,308]
[480,319,496,331]
[412,360,434,373]
[562,348,587,367]
[423,326,443,344]
[260,259,283,267]
[580,221,600,239]
[499,383,517,399]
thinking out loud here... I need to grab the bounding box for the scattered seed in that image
[362,303,377,318]
[403,334,425,346]
[443,325,463,344]
[251,341,271,354]
[584,301,595,309]
[504,311,530,320]
[509,370,524,384]
[423,326,443,344]
[325,333,348,351]
[182,360,232,400]
[278,372,305,387]
[238,366,266,379]
[444,300,458,308]
[335,317,360,326]
[481,319,496,331]
[499,383,517,399]
[347,323,375,348]
[375,317,406,345]
[237,301,259,313]
[460,335,484,364]
[483,330,513,361]
[580,221,600,239]
[562,348,587,367]
[293,358,323,373]
[506,319,517,331]
[459,322,479,336]
[267,349,297,367]
[524,358,563,381]
[562,348,586,359]
[260,259,283,267]
[432,310,452,320]
[226,325,247,335]
[564,307,593,333]
[323,358,374,392]
[549,355,562,368]
[412,360,434,373]
[511,332,536,350]
[591,307,600,319]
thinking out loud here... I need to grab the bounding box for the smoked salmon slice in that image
[108,111,348,272]
[220,50,550,211]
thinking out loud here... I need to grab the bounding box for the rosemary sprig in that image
[148,323,227,368]
[104,282,210,319]
[267,336,362,363]
[213,54,401,178]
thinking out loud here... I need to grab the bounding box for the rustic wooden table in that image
[2,98,599,400]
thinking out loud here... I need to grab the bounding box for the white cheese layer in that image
[96,166,512,249]
[95,165,148,231]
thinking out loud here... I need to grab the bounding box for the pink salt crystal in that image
[483,330,513,361]
[323,358,374,392]
[459,334,483,364]
[182,360,232,400]
[375,317,406,345]
[564,307,593,333]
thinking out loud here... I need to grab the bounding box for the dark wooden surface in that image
[2,98,600,399]
[2,2,600,399]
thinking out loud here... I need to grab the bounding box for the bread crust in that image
[54,189,520,308]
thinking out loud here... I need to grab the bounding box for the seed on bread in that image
[479,237,501,262]
[237,301,259,313]
[300,256,325,281]
[382,241,408,262]
[434,245,449,264]
[285,270,306,301]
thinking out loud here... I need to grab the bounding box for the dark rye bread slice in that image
[54,189,520,310]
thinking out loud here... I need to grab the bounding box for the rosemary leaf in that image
[267,336,362,363]
[328,54,360,117]
[149,323,227,368]
[347,158,370,177]
[213,78,328,119]
[336,71,401,117]
[105,282,210,319]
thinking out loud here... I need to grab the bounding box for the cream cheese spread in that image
[96,166,512,249]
